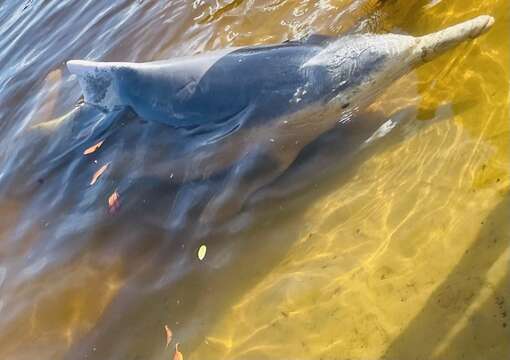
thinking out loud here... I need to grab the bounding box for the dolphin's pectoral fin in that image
[200,149,296,224]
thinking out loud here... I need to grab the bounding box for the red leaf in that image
[84,140,105,155]
[173,343,183,360]
[164,325,173,348]
[90,163,109,185]
[108,190,121,214]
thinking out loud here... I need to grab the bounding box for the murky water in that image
[0,1,508,359]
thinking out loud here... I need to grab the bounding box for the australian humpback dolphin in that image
[66,15,494,222]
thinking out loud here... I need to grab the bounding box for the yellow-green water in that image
[192,1,510,359]
[0,1,508,359]
[193,1,510,359]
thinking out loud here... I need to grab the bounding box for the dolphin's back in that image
[184,44,334,127]
[68,41,336,129]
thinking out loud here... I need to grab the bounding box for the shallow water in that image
[0,1,508,360]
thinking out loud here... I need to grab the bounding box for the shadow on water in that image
[0,98,463,360]
[382,194,510,360]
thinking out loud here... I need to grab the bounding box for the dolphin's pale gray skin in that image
[67,15,494,222]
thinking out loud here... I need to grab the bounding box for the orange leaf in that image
[84,140,105,155]
[173,343,183,360]
[90,163,109,185]
[164,325,173,348]
[108,190,121,214]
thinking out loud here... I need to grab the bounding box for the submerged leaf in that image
[107,190,121,214]
[90,163,109,185]
[83,140,105,155]
[164,325,173,348]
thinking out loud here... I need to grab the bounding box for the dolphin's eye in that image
[342,103,350,109]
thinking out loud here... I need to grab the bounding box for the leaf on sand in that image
[197,245,207,261]
[90,163,109,185]
[84,140,105,155]
[108,190,121,214]
[173,343,183,360]
[164,325,173,348]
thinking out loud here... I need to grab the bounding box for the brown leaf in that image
[173,343,183,360]
[90,163,109,185]
[164,325,173,348]
[84,140,105,155]
[107,190,121,214]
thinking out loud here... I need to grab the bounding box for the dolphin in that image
[66,15,494,222]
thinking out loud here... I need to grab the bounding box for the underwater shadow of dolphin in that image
[57,106,406,360]
[56,100,472,360]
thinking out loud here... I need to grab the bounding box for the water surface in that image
[0,1,508,359]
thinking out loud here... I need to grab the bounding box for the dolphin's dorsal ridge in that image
[298,33,334,46]
[283,33,333,46]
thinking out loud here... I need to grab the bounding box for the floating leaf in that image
[108,190,121,214]
[164,325,173,348]
[173,343,183,360]
[197,245,207,261]
[90,163,109,185]
[84,140,105,155]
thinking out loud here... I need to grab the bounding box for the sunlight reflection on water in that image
[0,1,508,360]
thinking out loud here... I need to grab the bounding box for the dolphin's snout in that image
[466,15,495,39]
[415,15,495,63]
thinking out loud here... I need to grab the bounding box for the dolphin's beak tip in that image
[482,15,495,28]
[469,15,495,38]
